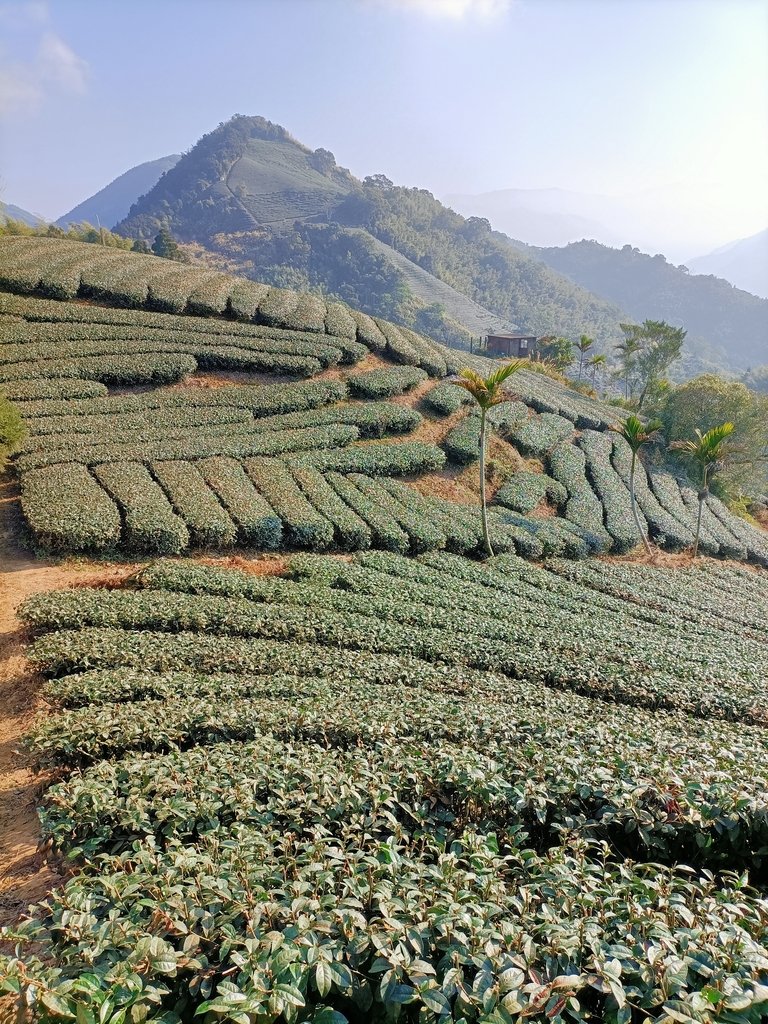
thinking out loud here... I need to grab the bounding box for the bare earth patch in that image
[0,477,139,934]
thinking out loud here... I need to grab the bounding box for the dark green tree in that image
[538,336,574,370]
[618,320,685,410]
[152,227,186,262]
[132,238,150,254]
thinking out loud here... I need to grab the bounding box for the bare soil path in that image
[0,476,135,931]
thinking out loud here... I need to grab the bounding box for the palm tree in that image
[575,335,594,382]
[588,353,607,390]
[452,360,526,557]
[669,422,737,557]
[610,415,663,555]
[614,338,640,400]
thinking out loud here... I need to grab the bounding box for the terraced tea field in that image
[1,237,768,1023]
[4,553,768,1022]
[1,238,766,566]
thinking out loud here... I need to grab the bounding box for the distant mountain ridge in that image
[516,239,767,372]
[686,229,768,300]
[0,202,45,227]
[57,154,181,230]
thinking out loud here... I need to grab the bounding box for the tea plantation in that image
[1,238,766,566]
[2,238,768,1023]
[4,553,768,1022]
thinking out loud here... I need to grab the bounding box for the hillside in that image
[687,228,768,300]
[113,115,628,350]
[1,237,768,1021]
[56,154,181,229]
[519,239,768,373]
[1,236,765,568]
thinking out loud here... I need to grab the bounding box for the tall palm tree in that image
[669,422,737,557]
[452,360,526,557]
[575,335,594,382]
[610,414,662,555]
[588,353,607,390]
[615,338,640,400]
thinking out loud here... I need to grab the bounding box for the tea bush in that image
[7,554,768,1024]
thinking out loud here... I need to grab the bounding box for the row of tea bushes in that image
[248,401,421,439]
[23,551,768,725]
[0,377,109,402]
[578,429,645,554]
[0,239,451,374]
[17,405,255,452]
[506,410,574,458]
[346,364,428,398]
[547,441,613,549]
[494,471,567,514]
[441,402,529,464]
[18,379,346,424]
[421,379,471,415]
[0,320,362,367]
[16,422,361,471]
[609,435,695,551]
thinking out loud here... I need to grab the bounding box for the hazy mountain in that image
[686,229,768,300]
[445,184,764,265]
[57,154,181,230]
[444,187,625,249]
[518,239,767,372]
[0,202,46,227]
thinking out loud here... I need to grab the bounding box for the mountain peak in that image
[116,114,355,241]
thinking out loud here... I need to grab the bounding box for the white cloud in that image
[37,31,87,93]
[370,0,514,19]
[0,3,87,116]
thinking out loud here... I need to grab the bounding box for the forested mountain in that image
[686,228,768,300]
[519,239,767,372]
[114,116,626,350]
[57,154,181,230]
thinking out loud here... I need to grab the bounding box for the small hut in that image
[485,334,538,358]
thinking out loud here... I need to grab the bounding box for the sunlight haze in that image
[0,0,766,260]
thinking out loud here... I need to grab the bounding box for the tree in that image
[669,423,738,557]
[575,335,594,382]
[588,352,607,389]
[614,336,641,400]
[618,320,685,410]
[152,227,187,262]
[132,238,150,254]
[661,374,767,498]
[538,336,574,370]
[452,361,526,557]
[610,415,662,555]
[362,174,394,190]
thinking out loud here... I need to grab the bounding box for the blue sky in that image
[0,0,766,254]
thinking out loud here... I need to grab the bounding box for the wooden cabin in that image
[485,334,538,358]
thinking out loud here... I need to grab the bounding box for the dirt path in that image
[0,476,136,930]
